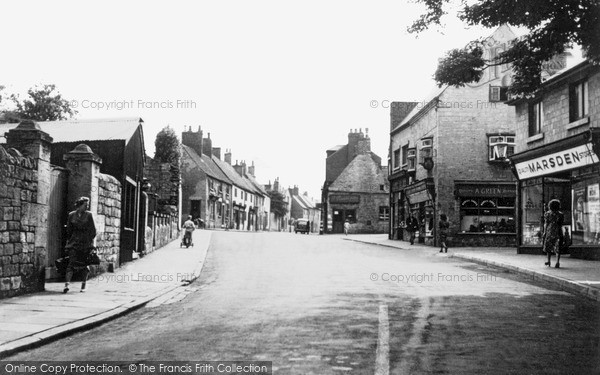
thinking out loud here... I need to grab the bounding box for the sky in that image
[0,1,502,199]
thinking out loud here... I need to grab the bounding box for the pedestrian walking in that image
[63,197,96,294]
[182,215,196,248]
[344,220,350,235]
[406,214,419,245]
[542,199,564,268]
[438,214,449,253]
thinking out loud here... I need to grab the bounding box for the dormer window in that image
[489,135,515,162]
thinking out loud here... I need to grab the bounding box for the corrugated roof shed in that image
[0,117,143,144]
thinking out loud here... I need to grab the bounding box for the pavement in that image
[343,233,600,302]
[0,230,212,359]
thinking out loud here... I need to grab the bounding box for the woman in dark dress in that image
[542,199,564,268]
[63,197,96,293]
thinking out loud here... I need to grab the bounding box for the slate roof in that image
[394,85,448,130]
[182,144,231,183]
[211,156,256,193]
[245,173,268,196]
[329,154,389,193]
[0,117,143,144]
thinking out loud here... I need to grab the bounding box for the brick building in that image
[508,59,600,259]
[389,25,518,247]
[322,129,389,234]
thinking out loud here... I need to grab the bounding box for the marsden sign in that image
[514,144,599,180]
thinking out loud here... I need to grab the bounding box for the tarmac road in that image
[5,231,600,374]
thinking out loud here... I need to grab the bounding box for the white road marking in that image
[375,304,390,375]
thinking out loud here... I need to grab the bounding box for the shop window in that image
[460,197,516,233]
[528,101,544,136]
[379,206,390,220]
[521,177,572,245]
[572,180,600,245]
[419,138,433,165]
[569,79,589,122]
[393,149,401,170]
[488,135,515,161]
[401,145,409,168]
[407,149,416,171]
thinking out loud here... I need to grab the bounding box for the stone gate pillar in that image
[63,144,102,215]
[5,120,53,293]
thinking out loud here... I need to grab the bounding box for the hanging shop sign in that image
[514,143,599,180]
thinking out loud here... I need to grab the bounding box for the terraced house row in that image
[181,126,271,231]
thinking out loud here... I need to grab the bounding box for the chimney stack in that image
[248,161,255,177]
[212,147,221,160]
[202,133,212,157]
[181,125,203,156]
[224,149,232,164]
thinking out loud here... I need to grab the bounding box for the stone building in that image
[322,129,389,234]
[181,126,270,231]
[389,25,518,247]
[181,128,232,229]
[508,59,600,259]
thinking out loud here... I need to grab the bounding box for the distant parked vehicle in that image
[295,219,310,234]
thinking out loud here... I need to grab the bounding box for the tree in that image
[408,0,600,95]
[8,84,77,121]
[154,126,181,165]
[268,190,288,217]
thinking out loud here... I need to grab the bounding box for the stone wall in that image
[0,146,45,298]
[95,174,122,269]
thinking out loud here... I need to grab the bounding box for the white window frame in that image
[407,148,416,171]
[570,79,589,122]
[488,135,515,161]
[393,148,401,170]
[419,138,433,165]
[529,101,544,136]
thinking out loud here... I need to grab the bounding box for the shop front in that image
[389,169,409,240]
[402,178,435,245]
[329,194,359,234]
[510,131,600,258]
[454,181,517,247]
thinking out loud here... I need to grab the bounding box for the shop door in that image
[332,209,344,233]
